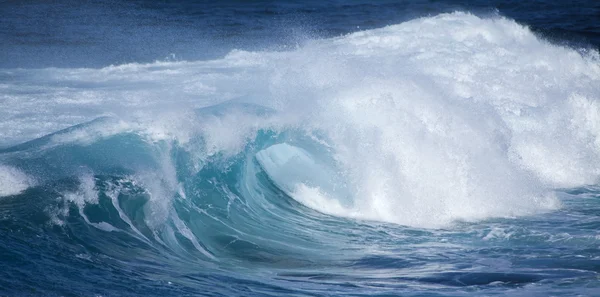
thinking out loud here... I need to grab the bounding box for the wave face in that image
[1,12,600,296]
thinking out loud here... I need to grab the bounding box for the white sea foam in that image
[1,12,599,227]
[0,165,33,197]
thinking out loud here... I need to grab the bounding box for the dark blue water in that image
[1,1,600,296]
[2,0,599,68]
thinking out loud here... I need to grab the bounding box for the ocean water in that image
[1,1,600,296]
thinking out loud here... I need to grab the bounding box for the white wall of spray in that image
[252,12,600,227]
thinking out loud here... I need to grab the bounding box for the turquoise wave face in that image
[1,12,599,296]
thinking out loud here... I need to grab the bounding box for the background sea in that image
[1,1,600,296]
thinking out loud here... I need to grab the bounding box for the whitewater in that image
[1,12,600,296]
